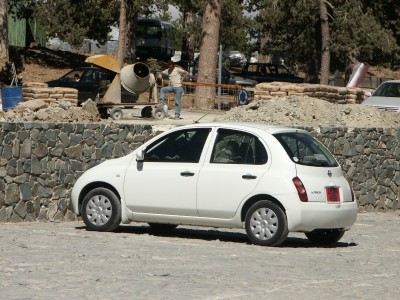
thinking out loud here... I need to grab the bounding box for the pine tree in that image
[0,0,8,68]
[195,0,222,109]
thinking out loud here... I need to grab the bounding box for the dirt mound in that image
[219,95,400,128]
[0,99,104,123]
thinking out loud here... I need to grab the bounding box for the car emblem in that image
[327,170,332,177]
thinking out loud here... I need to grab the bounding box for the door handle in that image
[242,174,257,180]
[180,171,195,177]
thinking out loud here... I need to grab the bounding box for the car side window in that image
[211,129,268,165]
[64,70,84,82]
[81,70,95,82]
[144,128,211,163]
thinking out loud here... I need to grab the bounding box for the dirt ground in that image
[1,47,400,127]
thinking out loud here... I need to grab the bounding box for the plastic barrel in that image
[1,87,23,111]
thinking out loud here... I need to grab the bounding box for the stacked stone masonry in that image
[0,121,399,223]
[255,82,365,104]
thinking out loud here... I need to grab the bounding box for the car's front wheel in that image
[245,200,288,246]
[305,229,345,246]
[81,187,121,231]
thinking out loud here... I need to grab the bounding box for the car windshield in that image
[274,132,338,167]
[372,82,400,97]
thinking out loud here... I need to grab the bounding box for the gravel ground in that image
[0,212,399,300]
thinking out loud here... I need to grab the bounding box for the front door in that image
[124,128,211,216]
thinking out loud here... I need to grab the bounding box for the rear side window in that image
[211,129,268,165]
[274,132,338,167]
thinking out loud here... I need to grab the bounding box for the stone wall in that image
[0,122,156,222]
[307,126,399,211]
[0,121,399,222]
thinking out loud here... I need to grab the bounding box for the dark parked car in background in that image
[185,66,258,87]
[234,63,304,83]
[47,66,137,104]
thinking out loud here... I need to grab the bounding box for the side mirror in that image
[136,148,145,161]
[364,91,372,97]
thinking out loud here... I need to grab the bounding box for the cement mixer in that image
[84,55,164,120]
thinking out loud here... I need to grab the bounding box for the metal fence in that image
[162,81,254,111]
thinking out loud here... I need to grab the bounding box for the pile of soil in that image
[219,95,400,128]
[0,99,103,123]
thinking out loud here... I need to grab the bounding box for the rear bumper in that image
[286,201,358,232]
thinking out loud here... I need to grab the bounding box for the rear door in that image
[196,128,269,219]
[273,132,353,203]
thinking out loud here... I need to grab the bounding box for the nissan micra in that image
[71,123,357,246]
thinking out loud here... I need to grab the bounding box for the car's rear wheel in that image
[81,187,121,231]
[305,229,345,246]
[148,223,178,232]
[245,200,288,246]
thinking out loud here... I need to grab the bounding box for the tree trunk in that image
[320,0,330,85]
[259,32,272,63]
[117,0,127,68]
[0,0,9,68]
[194,0,222,109]
[125,1,138,64]
[181,10,195,64]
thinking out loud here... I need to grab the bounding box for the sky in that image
[169,5,180,21]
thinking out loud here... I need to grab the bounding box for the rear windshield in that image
[274,132,338,167]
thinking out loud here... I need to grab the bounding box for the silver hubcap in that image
[86,195,112,226]
[250,208,278,240]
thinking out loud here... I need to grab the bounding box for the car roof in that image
[381,80,400,84]
[178,122,308,135]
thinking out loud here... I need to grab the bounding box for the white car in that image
[362,80,400,112]
[71,123,357,246]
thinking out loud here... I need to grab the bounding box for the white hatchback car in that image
[362,80,400,112]
[71,123,357,246]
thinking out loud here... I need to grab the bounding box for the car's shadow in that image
[75,224,357,248]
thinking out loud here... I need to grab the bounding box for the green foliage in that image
[331,0,398,67]
[246,0,400,73]
[33,0,119,47]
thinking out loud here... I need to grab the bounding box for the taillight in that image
[347,179,355,202]
[292,177,308,202]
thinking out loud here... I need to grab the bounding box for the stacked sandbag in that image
[255,82,365,104]
[22,82,78,106]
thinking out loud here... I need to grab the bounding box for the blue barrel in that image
[1,87,23,111]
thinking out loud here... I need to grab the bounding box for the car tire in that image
[305,229,345,246]
[148,223,178,232]
[81,187,121,232]
[245,200,288,246]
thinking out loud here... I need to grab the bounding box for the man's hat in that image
[171,55,180,63]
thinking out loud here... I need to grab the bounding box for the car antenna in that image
[193,112,209,124]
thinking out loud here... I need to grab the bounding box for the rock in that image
[15,99,48,112]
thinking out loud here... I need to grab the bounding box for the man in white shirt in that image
[159,58,189,120]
